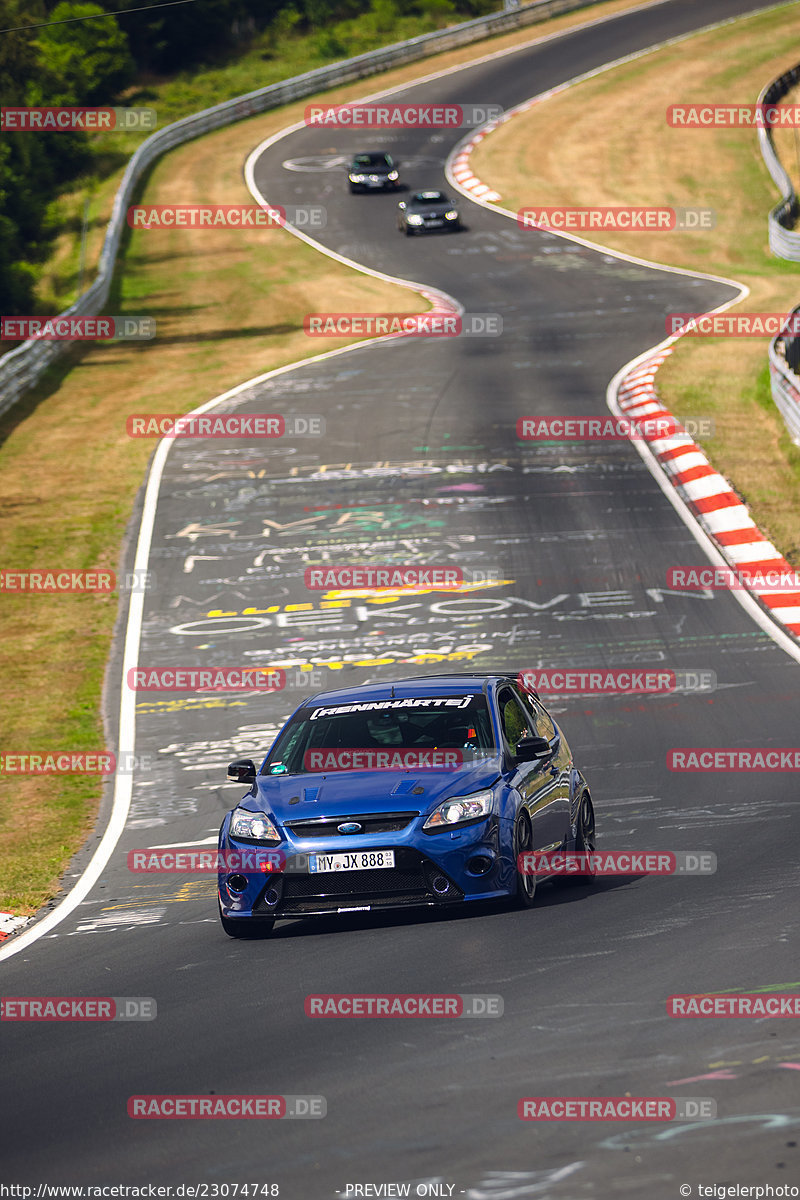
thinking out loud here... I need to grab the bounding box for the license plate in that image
[425,219,443,227]
[309,850,395,873]
[367,179,382,187]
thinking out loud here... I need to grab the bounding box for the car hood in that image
[352,164,391,174]
[249,758,501,820]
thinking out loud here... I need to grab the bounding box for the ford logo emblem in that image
[338,822,362,834]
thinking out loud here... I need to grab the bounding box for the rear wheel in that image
[562,794,596,885]
[512,810,537,909]
[218,901,274,939]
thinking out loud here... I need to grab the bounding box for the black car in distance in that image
[397,190,461,235]
[348,151,400,192]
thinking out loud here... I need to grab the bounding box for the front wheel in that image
[218,901,274,938]
[512,810,537,909]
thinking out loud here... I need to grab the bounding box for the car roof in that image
[298,673,517,708]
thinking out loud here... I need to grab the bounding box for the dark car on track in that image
[397,190,461,235]
[347,151,400,192]
[217,673,596,937]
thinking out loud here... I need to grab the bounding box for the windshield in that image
[353,153,392,167]
[413,191,446,203]
[262,694,496,775]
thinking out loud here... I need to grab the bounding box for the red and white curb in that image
[617,351,800,640]
[0,912,29,941]
[450,125,503,203]
[449,85,571,205]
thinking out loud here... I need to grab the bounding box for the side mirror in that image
[227,758,256,783]
[397,201,406,210]
[514,736,551,763]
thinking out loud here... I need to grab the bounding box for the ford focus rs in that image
[217,673,596,937]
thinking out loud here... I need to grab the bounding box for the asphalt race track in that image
[3,1,800,1195]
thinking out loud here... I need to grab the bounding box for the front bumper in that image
[218,815,506,921]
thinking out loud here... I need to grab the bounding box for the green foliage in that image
[366,0,400,34]
[0,0,131,312]
[34,2,135,104]
[417,0,457,25]
[312,26,350,57]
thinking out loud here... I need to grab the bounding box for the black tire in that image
[512,810,537,909]
[562,794,596,886]
[218,901,274,939]
[405,226,413,236]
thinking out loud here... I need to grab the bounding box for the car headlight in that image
[230,807,281,842]
[444,210,459,220]
[406,214,424,225]
[349,174,365,182]
[388,170,399,180]
[423,790,493,831]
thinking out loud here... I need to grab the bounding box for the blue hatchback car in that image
[217,673,596,937]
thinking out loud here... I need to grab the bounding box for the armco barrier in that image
[757,64,800,261]
[0,0,599,418]
[769,305,800,448]
[757,64,800,446]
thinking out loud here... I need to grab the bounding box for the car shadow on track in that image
[231,873,640,940]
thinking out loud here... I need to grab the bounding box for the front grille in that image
[285,811,417,838]
[272,848,463,916]
[284,859,425,898]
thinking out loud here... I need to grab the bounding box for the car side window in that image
[512,683,556,741]
[498,688,533,750]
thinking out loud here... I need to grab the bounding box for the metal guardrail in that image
[0,0,599,418]
[770,306,800,448]
[757,66,800,446]
[757,65,800,260]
